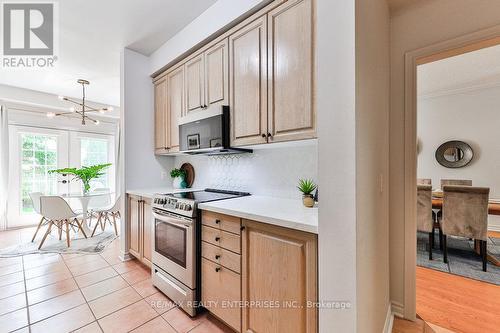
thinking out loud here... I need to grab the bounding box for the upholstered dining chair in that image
[441,186,489,271]
[440,179,472,188]
[91,196,121,237]
[417,178,432,185]
[417,184,434,260]
[29,192,52,242]
[38,196,88,249]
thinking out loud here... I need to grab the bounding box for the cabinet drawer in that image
[202,241,241,274]
[202,211,241,235]
[201,258,241,331]
[202,226,241,254]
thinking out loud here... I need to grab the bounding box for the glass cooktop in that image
[166,189,250,203]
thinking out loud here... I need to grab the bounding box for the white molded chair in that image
[38,196,88,249]
[29,192,51,242]
[91,196,121,237]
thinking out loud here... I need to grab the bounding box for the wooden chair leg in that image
[428,232,433,260]
[443,235,448,263]
[57,221,62,240]
[112,212,118,236]
[31,217,46,242]
[91,215,102,237]
[482,240,487,272]
[74,218,88,238]
[65,220,71,247]
[38,221,54,250]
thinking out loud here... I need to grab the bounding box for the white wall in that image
[149,0,269,74]
[317,0,357,331]
[173,142,317,198]
[417,85,500,230]
[121,48,173,191]
[355,0,391,331]
[390,0,500,315]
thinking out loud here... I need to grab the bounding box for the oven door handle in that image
[152,211,193,228]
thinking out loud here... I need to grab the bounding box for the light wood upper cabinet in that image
[185,53,205,114]
[166,66,184,152]
[128,195,141,258]
[154,78,167,152]
[241,219,317,333]
[205,39,229,109]
[229,16,268,147]
[267,0,316,142]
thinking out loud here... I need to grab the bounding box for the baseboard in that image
[119,252,135,262]
[383,303,394,333]
[391,301,404,318]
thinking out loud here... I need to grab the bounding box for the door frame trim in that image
[403,24,500,320]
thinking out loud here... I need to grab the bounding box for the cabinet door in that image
[154,78,168,152]
[228,16,268,147]
[166,66,184,152]
[142,198,153,267]
[267,0,316,142]
[241,220,317,333]
[185,53,205,113]
[128,195,141,258]
[205,39,229,110]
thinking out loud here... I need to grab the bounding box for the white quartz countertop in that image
[126,188,202,198]
[198,195,318,234]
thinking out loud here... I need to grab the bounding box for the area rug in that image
[417,231,500,285]
[0,230,118,257]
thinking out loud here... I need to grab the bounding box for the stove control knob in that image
[179,203,185,210]
[185,204,192,211]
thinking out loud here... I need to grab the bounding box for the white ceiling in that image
[418,44,500,98]
[0,0,217,108]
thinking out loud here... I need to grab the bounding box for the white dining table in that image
[60,191,115,235]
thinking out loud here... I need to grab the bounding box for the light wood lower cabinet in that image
[127,194,153,268]
[200,211,318,333]
[241,219,318,333]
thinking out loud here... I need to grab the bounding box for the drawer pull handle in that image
[215,255,221,260]
[215,237,220,242]
[215,267,221,272]
[215,219,220,224]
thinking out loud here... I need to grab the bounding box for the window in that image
[80,138,109,190]
[20,133,58,213]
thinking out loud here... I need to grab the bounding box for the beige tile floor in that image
[0,225,233,333]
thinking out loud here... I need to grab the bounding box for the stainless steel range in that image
[151,189,250,316]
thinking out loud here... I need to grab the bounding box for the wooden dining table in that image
[432,196,500,266]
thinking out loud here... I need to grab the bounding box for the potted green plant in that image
[49,163,112,194]
[298,179,317,207]
[170,168,187,189]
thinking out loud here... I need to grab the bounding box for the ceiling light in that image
[46,112,55,118]
[57,95,65,100]
[69,106,75,112]
[107,106,114,112]
[94,120,100,125]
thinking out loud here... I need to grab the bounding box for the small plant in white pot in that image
[170,168,187,189]
[298,179,317,208]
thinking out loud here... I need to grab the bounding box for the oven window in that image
[155,219,187,268]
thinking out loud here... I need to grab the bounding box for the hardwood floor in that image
[417,266,500,333]
[0,226,233,333]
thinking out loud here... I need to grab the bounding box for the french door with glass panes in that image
[7,126,116,229]
[7,127,69,227]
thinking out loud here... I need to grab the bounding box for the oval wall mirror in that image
[435,141,473,168]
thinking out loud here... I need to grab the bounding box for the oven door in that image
[152,209,195,289]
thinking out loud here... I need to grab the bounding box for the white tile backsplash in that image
[174,144,318,199]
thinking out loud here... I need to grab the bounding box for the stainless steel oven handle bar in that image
[152,209,193,227]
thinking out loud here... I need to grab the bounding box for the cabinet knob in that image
[261,134,266,138]
[215,237,220,242]
[215,219,220,224]
[241,226,245,231]
[215,267,221,272]
[267,133,272,138]
[215,255,221,260]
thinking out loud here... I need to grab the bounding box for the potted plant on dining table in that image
[49,163,112,194]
